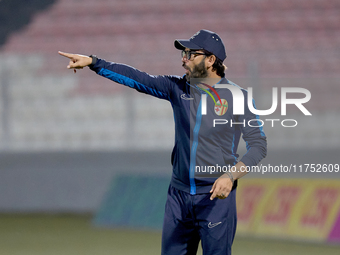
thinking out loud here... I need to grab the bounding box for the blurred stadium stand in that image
[0,0,339,151]
[0,0,339,218]
[0,0,57,45]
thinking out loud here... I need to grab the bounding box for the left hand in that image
[210,173,233,200]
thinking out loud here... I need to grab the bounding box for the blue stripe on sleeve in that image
[98,68,169,100]
[252,98,266,137]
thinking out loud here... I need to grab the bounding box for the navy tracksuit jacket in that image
[90,59,267,195]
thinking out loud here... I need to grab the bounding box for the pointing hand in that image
[58,51,93,73]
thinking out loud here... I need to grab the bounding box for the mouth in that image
[182,64,190,75]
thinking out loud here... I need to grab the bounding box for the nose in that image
[182,55,189,63]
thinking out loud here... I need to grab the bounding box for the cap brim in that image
[174,40,202,50]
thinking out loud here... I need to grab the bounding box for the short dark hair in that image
[202,49,225,77]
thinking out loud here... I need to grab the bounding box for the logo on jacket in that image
[198,82,228,116]
[214,99,228,116]
[208,221,222,228]
[181,94,194,100]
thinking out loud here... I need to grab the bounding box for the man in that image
[59,29,267,255]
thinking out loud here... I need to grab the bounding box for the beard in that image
[184,58,208,82]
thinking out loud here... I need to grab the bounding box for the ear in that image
[206,55,216,68]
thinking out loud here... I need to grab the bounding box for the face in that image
[182,49,208,81]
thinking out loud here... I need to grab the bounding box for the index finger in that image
[210,181,216,193]
[210,188,219,200]
[58,51,76,59]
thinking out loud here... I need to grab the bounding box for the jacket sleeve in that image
[237,92,267,167]
[89,58,176,101]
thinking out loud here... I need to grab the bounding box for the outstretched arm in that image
[58,51,176,101]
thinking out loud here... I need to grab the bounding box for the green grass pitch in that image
[0,214,339,255]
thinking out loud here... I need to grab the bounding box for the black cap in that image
[174,30,226,62]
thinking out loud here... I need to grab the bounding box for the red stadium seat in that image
[1,0,339,78]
